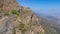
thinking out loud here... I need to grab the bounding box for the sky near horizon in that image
[16,0,60,18]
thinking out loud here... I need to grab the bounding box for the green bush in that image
[12,9,19,15]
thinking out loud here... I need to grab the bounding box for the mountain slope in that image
[0,0,60,34]
[0,0,45,34]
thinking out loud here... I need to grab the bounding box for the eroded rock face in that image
[0,13,45,34]
[0,0,45,34]
[0,0,20,12]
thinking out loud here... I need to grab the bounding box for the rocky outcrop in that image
[0,0,45,34]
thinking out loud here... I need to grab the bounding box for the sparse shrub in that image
[18,22,30,34]
[19,22,27,32]
[13,27,16,34]
[4,12,9,16]
[12,9,19,16]
[0,11,1,13]
[37,31,43,34]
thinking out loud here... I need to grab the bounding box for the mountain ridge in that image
[0,0,60,34]
[0,0,45,34]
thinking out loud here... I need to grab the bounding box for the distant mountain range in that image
[34,13,60,34]
[35,13,60,21]
[35,13,60,27]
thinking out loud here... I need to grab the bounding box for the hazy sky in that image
[16,0,60,18]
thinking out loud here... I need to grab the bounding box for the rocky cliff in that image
[0,0,59,34]
[0,0,45,34]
